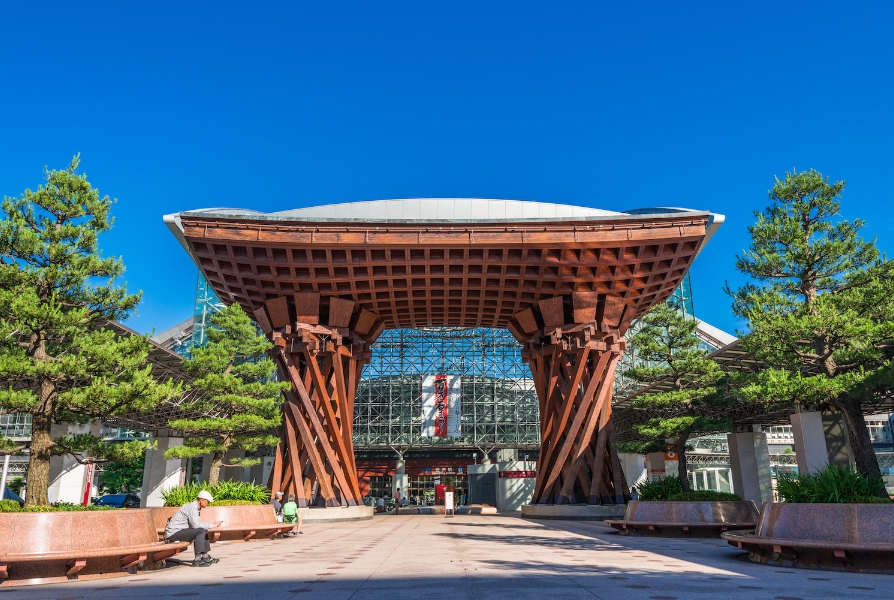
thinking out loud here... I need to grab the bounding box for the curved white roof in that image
[164,198,723,256]
[269,198,622,220]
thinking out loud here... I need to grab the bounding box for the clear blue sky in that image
[2,2,892,337]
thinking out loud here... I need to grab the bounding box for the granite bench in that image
[605,500,759,538]
[722,502,894,572]
[150,505,289,542]
[0,510,190,586]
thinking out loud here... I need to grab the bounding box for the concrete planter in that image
[521,504,627,521]
[0,509,190,586]
[150,504,284,541]
[150,503,373,538]
[605,500,759,537]
[722,502,894,572]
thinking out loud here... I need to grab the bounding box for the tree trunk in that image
[207,451,224,485]
[25,413,52,507]
[675,435,690,493]
[836,398,886,497]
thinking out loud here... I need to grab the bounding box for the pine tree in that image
[165,303,287,484]
[99,455,145,495]
[618,302,728,492]
[0,156,180,506]
[729,169,894,489]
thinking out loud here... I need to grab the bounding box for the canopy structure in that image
[165,199,723,507]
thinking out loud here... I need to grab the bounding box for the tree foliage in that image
[622,302,728,491]
[98,454,145,495]
[728,169,894,488]
[165,303,287,484]
[0,156,180,506]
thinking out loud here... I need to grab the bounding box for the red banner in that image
[82,461,95,506]
[433,374,449,437]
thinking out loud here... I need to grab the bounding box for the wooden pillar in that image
[513,292,634,506]
[258,294,381,509]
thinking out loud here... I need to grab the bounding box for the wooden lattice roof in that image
[164,200,723,332]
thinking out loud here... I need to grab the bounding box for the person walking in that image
[282,493,303,536]
[164,490,222,567]
[393,487,402,514]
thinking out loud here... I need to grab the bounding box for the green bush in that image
[852,495,894,504]
[667,491,742,502]
[211,499,264,506]
[633,476,682,501]
[18,503,115,512]
[161,481,270,506]
[777,464,889,503]
[0,499,22,512]
[8,476,25,495]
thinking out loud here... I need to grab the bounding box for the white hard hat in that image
[197,490,214,502]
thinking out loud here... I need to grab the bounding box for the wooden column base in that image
[267,323,370,508]
[512,294,634,506]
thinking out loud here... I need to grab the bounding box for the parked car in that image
[3,486,25,507]
[94,493,141,508]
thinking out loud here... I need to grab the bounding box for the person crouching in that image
[164,489,223,567]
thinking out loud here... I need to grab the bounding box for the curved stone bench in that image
[0,510,190,586]
[150,505,288,542]
[722,502,894,572]
[605,500,758,538]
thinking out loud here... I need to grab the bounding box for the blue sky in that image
[2,2,892,337]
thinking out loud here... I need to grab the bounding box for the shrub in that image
[667,491,742,502]
[8,476,25,495]
[19,503,115,512]
[211,499,264,506]
[851,495,894,504]
[0,499,22,512]
[777,464,888,503]
[633,476,682,501]
[161,481,270,506]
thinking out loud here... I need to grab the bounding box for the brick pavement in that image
[3,514,891,599]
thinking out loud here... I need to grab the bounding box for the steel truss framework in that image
[355,328,539,451]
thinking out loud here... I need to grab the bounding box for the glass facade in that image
[355,328,539,450]
[191,272,227,353]
[0,413,32,438]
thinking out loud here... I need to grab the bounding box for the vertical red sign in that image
[434,374,449,437]
[82,461,95,506]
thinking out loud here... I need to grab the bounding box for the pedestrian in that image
[282,493,303,536]
[377,496,384,513]
[393,487,401,513]
[164,489,222,567]
[270,491,284,522]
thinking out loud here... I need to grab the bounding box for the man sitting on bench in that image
[165,490,223,567]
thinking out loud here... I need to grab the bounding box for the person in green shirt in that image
[282,494,303,536]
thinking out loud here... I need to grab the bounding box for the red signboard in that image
[82,461,95,506]
[498,470,537,479]
[433,374,449,437]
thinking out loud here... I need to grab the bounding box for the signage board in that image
[498,470,537,479]
[421,374,461,437]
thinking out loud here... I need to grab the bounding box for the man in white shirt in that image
[165,490,223,567]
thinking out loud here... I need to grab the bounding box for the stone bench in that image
[722,502,894,572]
[0,510,190,586]
[605,500,759,538]
[150,505,289,542]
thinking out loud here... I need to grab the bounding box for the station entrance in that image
[166,199,717,508]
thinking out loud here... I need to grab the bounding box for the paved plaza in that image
[4,514,891,599]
